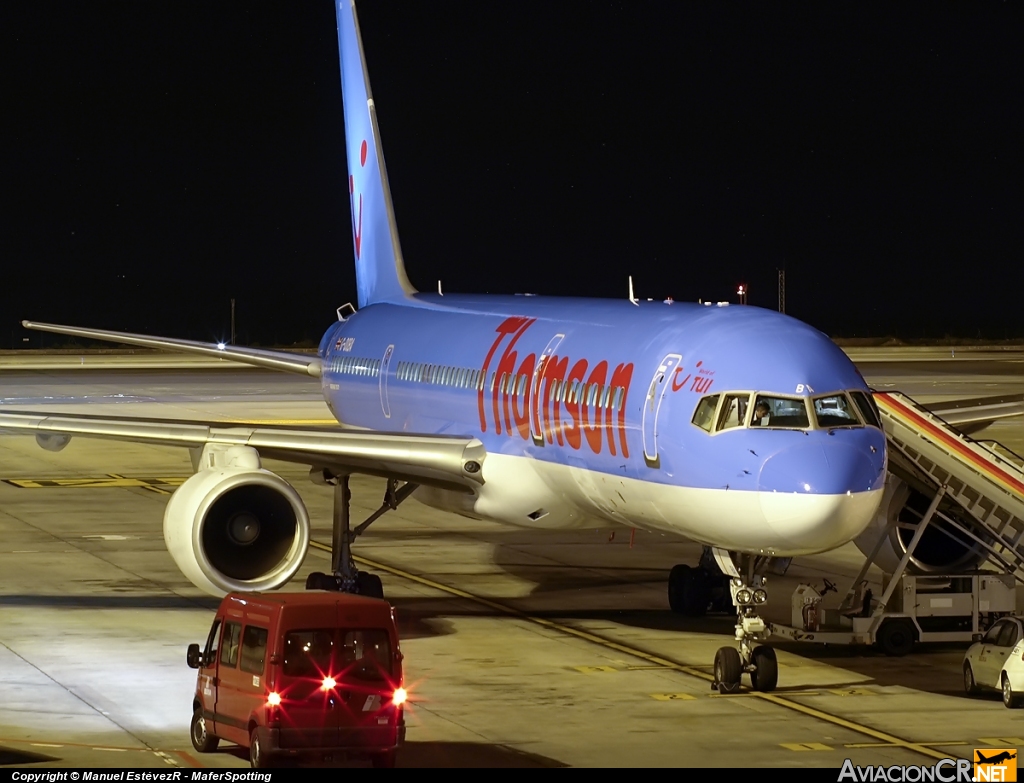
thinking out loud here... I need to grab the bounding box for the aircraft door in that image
[379,344,394,419]
[641,354,682,469]
[531,334,565,445]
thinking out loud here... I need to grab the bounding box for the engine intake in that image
[164,464,310,596]
[854,474,990,575]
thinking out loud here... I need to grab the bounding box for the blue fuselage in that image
[316,295,886,499]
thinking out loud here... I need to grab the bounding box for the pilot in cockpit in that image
[752,401,770,426]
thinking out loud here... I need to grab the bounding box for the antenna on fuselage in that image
[628,276,639,306]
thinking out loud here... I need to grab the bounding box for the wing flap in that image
[0,410,484,490]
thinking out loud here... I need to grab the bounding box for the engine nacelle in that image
[853,473,989,575]
[36,432,71,452]
[164,459,310,597]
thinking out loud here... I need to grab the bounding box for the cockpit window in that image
[691,394,720,433]
[716,393,751,431]
[751,395,810,429]
[850,390,882,429]
[813,393,861,428]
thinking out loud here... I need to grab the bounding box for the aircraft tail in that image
[335,0,416,308]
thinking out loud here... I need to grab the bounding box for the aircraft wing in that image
[922,393,1024,434]
[0,410,485,493]
[22,320,322,378]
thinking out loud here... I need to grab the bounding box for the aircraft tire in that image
[714,647,742,694]
[750,646,778,692]
[356,572,385,599]
[668,565,708,616]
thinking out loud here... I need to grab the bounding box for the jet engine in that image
[853,473,990,575]
[163,446,310,596]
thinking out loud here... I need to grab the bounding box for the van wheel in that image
[372,750,397,768]
[190,708,218,753]
[356,572,384,599]
[250,728,273,768]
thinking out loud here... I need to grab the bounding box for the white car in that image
[964,616,1024,708]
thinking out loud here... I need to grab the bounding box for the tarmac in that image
[1,351,1024,768]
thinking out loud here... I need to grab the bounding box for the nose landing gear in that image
[708,548,778,693]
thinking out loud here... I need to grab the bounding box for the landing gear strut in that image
[709,548,777,693]
[305,473,418,599]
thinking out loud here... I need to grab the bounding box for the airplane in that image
[1,0,1016,695]
[977,752,1017,765]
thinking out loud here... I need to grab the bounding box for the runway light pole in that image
[737,285,747,305]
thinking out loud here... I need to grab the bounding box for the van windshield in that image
[283,628,393,682]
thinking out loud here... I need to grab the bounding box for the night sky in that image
[4,2,1021,348]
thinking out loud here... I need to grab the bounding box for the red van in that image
[186,590,406,768]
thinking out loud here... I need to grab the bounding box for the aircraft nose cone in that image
[758,441,882,495]
[757,441,885,552]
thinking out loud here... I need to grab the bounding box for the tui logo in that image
[349,139,368,258]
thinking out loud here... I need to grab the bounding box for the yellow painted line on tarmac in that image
[309,539,957,763]
[846,741,968,749]
[781,742,833,751]
[650,693,697,701]
[3,476,187,489]
[711,689,822,698]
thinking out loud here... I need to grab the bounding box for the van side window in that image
[220,622,242,668]
[240,625,269,675]
[339,629,392,682]
[203,619,222,665]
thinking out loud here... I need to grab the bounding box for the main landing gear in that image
[668,547,778,693]
[305,472,418,599]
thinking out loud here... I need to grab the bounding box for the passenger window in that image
[851,390,882,429]
[983,622,1005,645]
[220,622,242,668]
[752,395,810,429]
[999,622,1020,648]
[716,394,750,431]
[203,620,222,665]
[240,625,269,675]
[813,393,861,428]
[339,629,393,682]
[692,394,720,433]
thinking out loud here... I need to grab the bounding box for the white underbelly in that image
[416,453,882,557]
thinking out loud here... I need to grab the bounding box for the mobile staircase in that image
[770,391,1024,654]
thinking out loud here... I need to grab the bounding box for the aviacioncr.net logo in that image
[838,758,973,782]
